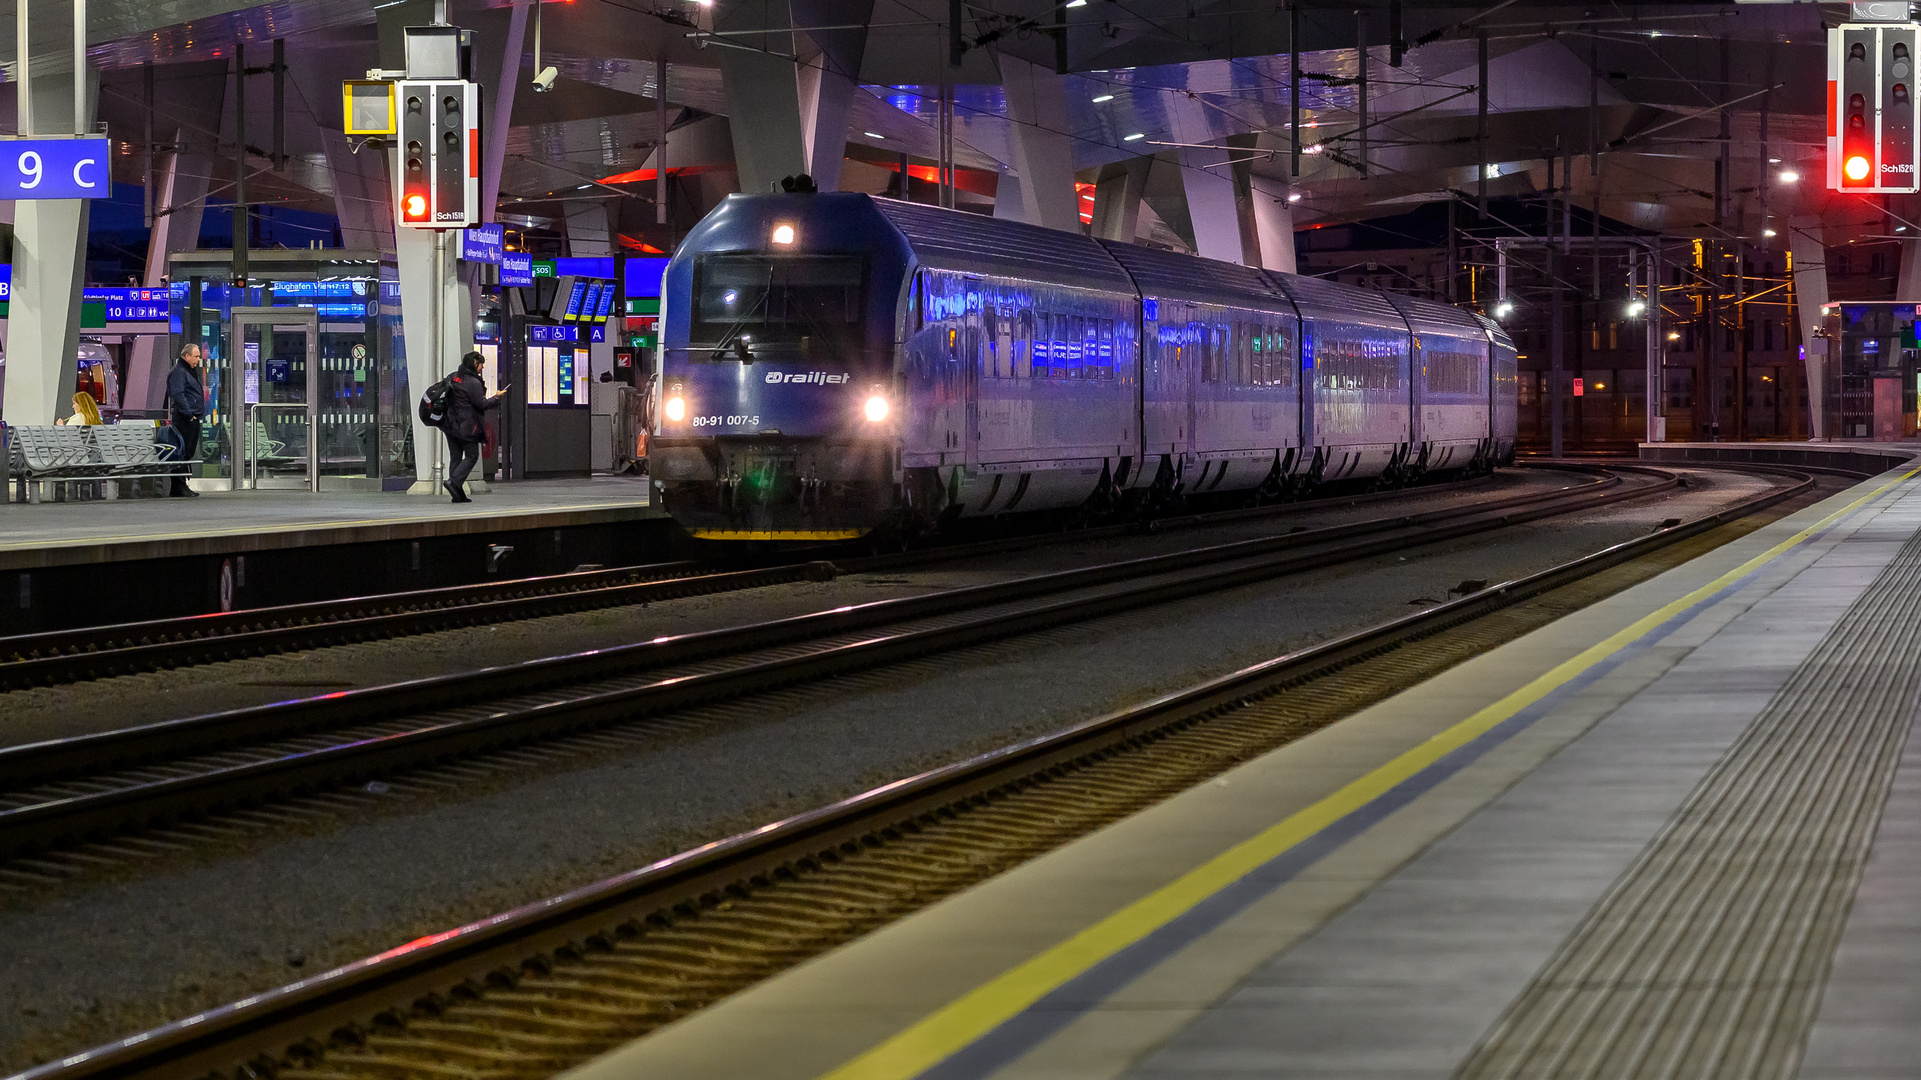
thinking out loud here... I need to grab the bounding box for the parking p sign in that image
[0,138,112,200]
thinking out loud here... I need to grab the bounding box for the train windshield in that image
[691,255,866,357]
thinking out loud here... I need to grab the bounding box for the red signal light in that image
[404,193,428,219]
[1846,154,1872,181]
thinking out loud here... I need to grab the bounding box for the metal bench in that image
[8,424,198,503]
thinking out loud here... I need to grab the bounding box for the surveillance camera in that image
[532,66,558,93]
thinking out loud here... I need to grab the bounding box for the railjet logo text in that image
[765,371,852,384]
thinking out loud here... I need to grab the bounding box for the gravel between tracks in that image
[0,466,1790,1071]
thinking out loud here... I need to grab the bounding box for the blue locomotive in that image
[649,191,1518,541]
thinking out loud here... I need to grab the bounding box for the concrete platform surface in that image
[0,476,658,570]
[552,461,1921,1080]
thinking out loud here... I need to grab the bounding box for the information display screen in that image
[593,283,617,322]
[82,288,170,321]
[562,280,589,322]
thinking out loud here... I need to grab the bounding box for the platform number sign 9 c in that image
[0,138,113,200]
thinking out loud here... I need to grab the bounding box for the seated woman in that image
[61,391,103,426]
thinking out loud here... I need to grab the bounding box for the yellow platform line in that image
[817,468,1919,1080]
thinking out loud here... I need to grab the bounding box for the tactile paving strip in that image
[1456,522,1921,1080]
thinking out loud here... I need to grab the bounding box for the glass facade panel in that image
[167,252,410,490]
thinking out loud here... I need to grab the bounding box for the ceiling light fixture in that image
[1764,228,1778,237]
[1779,169,1800,183]
[1065,0,1087,7]
[864,132,885,139]
[1123,132,1146,141]
[1092,94,1114,103]
[1287,192,1302,202]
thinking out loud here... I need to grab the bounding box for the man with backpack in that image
[432,351,507,503]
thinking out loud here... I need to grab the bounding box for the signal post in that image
[348,20,483,493]
[1830,19,1921,192]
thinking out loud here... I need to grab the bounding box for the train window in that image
[1066,315,1085,379]
[1098,319,1115,380]
[982,307,1002,377]
[1014,309,1035,378]
[691,255,865,350]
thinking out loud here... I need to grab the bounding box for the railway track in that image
[0,472,1500,691]
[0,465,1674,865]
[9,464,1821,1080]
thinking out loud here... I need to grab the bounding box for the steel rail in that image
[0,468,1663,857]
[12,465,1817,1080]
[0,473,1497,690]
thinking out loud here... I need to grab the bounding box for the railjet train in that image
[650,191,1518,541]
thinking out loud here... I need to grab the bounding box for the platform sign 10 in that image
[1830,22,1921,193]
[0,138,112,200]
[81,288,170,321]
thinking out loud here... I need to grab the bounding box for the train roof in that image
[1383,292,1494,343]
[870,198,1135,296]
[1094,239,1290,312]
[1471,311,1515,348]
[1267,271,1411,330]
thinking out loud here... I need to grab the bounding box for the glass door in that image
[230,307,319,490]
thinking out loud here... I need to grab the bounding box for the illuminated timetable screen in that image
[562,281,589,322]
[593,283,617,322]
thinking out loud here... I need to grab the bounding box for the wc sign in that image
[0,138,112,200]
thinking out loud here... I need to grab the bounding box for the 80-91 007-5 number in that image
[690,414,760,428]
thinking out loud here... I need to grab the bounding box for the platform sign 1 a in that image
[1831,22,1921,193]
[0,137,112,200]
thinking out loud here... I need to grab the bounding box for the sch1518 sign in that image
[0,138,112,199]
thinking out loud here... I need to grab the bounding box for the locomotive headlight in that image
[863,394,890,422]
[665,395,687,422]
[771,224,796,246]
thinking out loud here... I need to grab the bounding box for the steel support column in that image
[5,63,98,426]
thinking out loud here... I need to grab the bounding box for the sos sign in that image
[0,138,112,200]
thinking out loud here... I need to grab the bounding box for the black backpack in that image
[418,375,454,427]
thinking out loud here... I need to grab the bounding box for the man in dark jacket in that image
[165,343,207,497]
[441,351,506,503]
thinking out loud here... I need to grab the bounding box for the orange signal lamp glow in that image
[1846,155,1872,182]
[405,193,428,218]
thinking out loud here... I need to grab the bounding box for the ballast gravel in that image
[0,466,1801,1071]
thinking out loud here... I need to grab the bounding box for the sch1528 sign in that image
[0,138,112,199]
